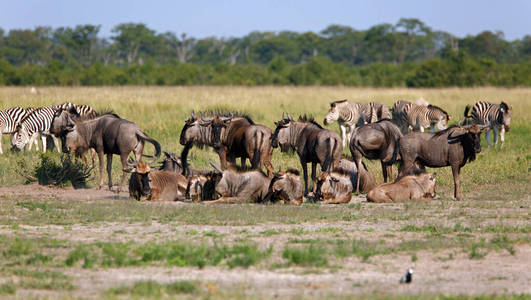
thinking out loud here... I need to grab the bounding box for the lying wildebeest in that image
[201,163,271,204]
[367,170,437,203]
[398,124,487,200]
[159,151,208,177]
[463,101,512,146]
[179,111,274,177]
[264,169,304,205]
[185,174,209,202]
[129,161,188,201]
[61,113,161,191]
[335,157,376,193]
[349,119,402,193]
[315,171,353,204]
[271,114,342,195]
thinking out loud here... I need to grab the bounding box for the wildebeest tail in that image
[137,132,161,164]
[251,131,263,169]
[322,137,338,172]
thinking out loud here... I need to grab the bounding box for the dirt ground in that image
[1,184,530,298]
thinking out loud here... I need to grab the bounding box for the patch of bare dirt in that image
[0,183,130,201]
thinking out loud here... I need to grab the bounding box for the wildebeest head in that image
[271,113,294,152]
[130,161,152,199]
[160,151,184,173]
[415,171,438,198]
[267,168,303,205]
[201,163,224,200]
[315,172,340,198]
[179,111,199,146]
[60,114,89,155]
[199,114,232,149]
[449,125,487,157]
[323,100,346,125]
[466,124,487,154]
[499,101,512,132]
[50,105,79,136]
[185,174,207,202]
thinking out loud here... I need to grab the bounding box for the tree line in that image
[0,19,530,87]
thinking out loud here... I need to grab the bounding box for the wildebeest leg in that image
[106,153,113,191]
[240,157,246,169]
[97,151,105,189]
[301,160,309,195]
[323,193,352,204]
[311,163,317,193]
[381,161,389,183]
[485,129,492,147]
[117,153,130,193]
[352,151,363,194]
[451,164,461,200]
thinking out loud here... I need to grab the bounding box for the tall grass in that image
[0,87,529,196]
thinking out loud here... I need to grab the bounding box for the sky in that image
[1,0,530,41]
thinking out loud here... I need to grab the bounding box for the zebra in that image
[0,107,34,154]
[56,102,96,118]
[391,100,412,134]
[404,103,450,133]
[11,106,61,153]
[464,101,511,146]
[368,101,391,123]
[323,100,372,148]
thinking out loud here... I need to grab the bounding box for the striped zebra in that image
[324,100,372,148]
[11,106,60,153]
[56,102,96,118]
[0,107,34,154]
[391,100,412,134]
[464,101,511,146]
[404,103,450,133]
[368,101,391,123]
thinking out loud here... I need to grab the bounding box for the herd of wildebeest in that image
[1,98,512,203]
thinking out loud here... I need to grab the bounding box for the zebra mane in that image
[428,104,450,120]
[330,99,348,107]
[500,101,510,111]
[297,115,323,129]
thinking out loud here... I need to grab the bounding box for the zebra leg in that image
[493,126,499,145]
[485,130,492,147]
[340,125,347,148]
[500,126,506,147]
[419,126,425,133]
[41,135,47,153]
[0,135,3,155]
[52,136,60,153]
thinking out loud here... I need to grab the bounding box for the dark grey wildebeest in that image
[271,114,342,195]
[201,163,271,204]
[398,124,487,200]
[179,111,274,177]
[61,113,161,192]
[349,119,403,193]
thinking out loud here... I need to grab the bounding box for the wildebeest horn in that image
[286,112,293,121]
[127,157,138,167]
[282,112,285,120]
[191,110,195,119]
[209,162,223,173]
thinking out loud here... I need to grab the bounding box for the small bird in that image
[399,268,413,284]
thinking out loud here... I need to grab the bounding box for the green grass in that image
[107,280,198,297]
[282,244,328,267]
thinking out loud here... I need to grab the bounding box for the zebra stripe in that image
[467,101,511,146]
[0,107,28,134]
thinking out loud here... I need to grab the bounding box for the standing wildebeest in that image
[367,170,437,203]
[323,100,389,147]
[264,169,304,205]
[349,119,403,193]
[129,161,188,201]
[179,111,274,177]
[271,114,342,195]
[61,113,161,191]
[201,163,271,204]
[464,101,511,146]
[398,124,487,200]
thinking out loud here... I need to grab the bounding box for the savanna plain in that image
[0,86,530,299]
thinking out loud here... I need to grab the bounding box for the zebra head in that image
[499,102,511,132]
[11,125,30,151]
[324,100,346,125]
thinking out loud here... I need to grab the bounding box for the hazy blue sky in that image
[1,0,530,40]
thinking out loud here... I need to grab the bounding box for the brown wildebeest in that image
[264,169,304,205]
[335,157,376,193]
[367,170,437,203]
[271,114,342,195]
[349,119,402,193]
[129,161,188,201]
[185,174,208,202]
[61,114,161,192]
[201,163,271,204]
[179,111,274,177]
[398,124,488,200]
[315,171,353,204]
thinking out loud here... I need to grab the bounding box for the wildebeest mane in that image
[197,109,255,124]
[285,168,300,176]
[433,125,461,137]
[297,115,323,129]
[73,109,119,122]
